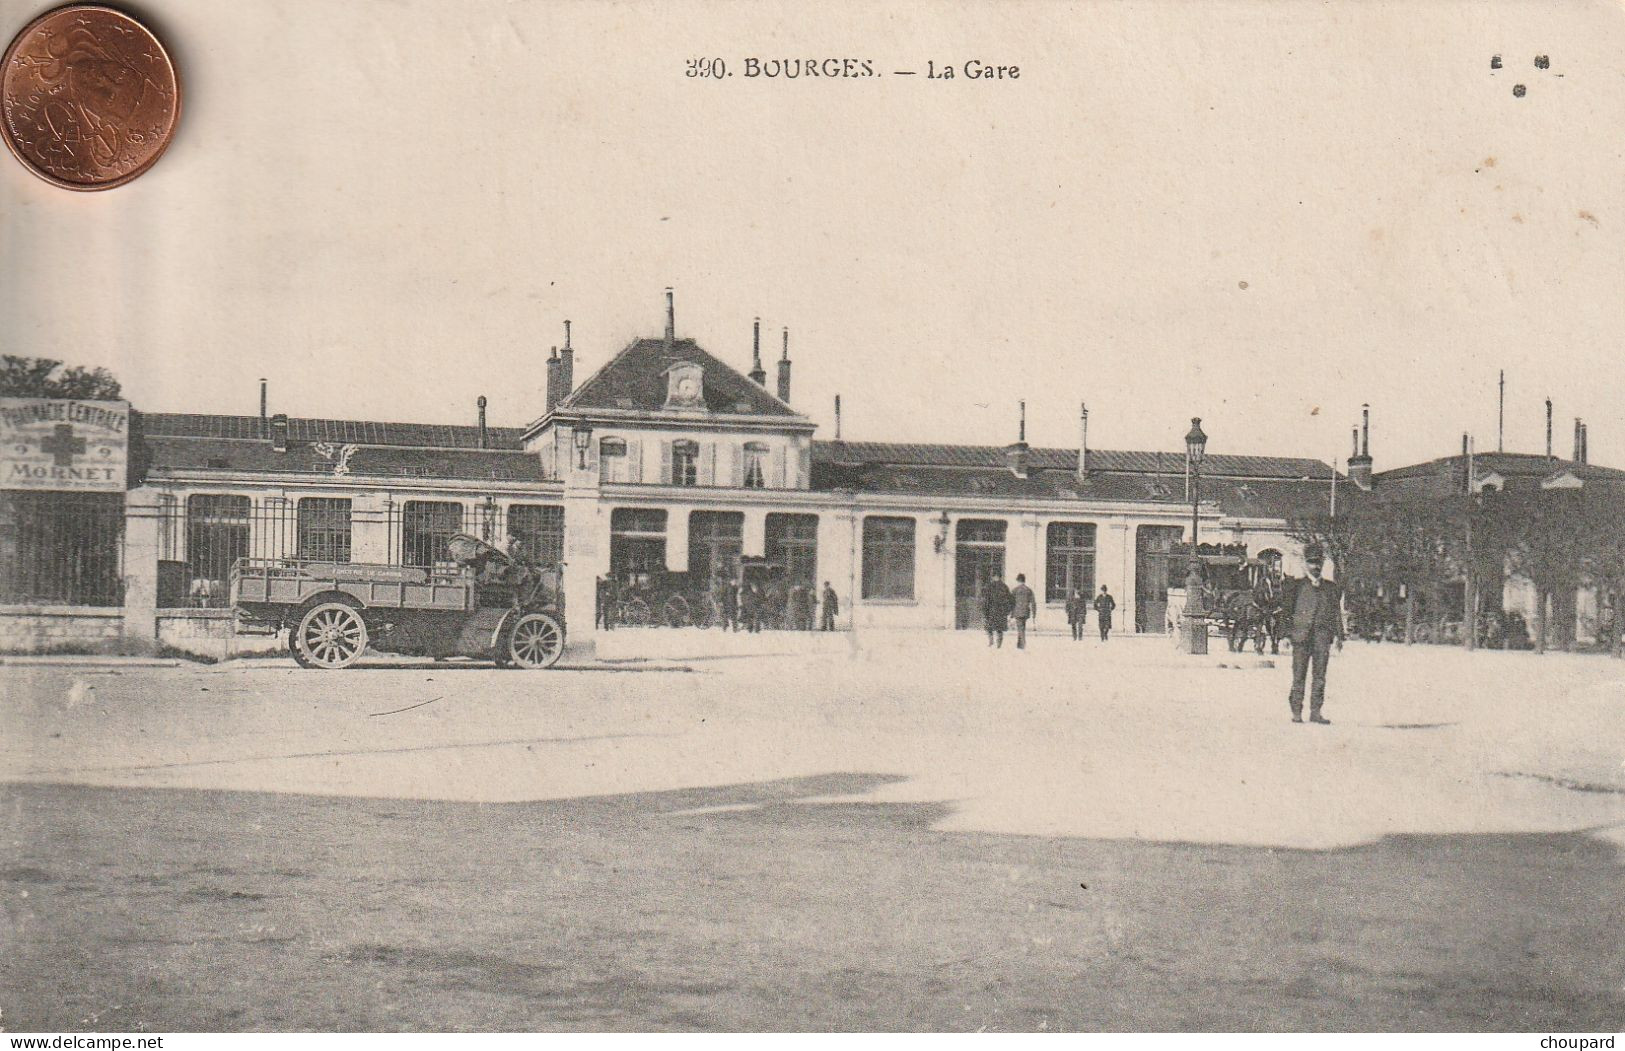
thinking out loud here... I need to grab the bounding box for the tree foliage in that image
[0,356,123,400]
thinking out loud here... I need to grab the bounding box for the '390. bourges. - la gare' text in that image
[685,57,1020,81]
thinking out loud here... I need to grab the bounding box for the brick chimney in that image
[776,328,792,402]
[1005,400,1030,478]
[1574,418,1583,462]
[749,318,767,387]
[664,288,675,350]
[477,395,488,449]
[544,347,561,413]
[1347,403,1374,490]
[1075,403,1090,480]
[557,321,574,403]
[1580,422,1589,464]
[1546,398,1554,459]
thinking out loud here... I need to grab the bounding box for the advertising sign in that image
[0,398,130,492]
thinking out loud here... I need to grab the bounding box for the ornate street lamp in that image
[1182,417,1210,649]
[573,422,593,470]
[1185,417,1208,551]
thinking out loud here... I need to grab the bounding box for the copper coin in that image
[2,4,179,190]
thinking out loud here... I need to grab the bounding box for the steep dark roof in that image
[812,441,1334,480]
[1376,451,1625,484]
[137,435,547,483]
[557,338,802,419]
[137,412,527,451]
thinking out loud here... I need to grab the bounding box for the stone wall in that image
[0,605,125,652]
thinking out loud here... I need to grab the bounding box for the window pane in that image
[508,504,564,564]
[401,501,462,568]
[862,516,915,600]
[298,498,352,563]
[186,494,251,606]
[1045,521,1096,602]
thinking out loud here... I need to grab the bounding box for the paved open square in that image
[3,634,1624,1030]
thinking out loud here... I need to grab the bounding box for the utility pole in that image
[1497,370,1505,452]
[1465,434,1477,652]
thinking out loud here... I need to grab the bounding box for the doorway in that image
[954,519,1007,629]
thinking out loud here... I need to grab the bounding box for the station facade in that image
[2,297,1341,655]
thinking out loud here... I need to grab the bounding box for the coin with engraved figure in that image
[2,4,180,190]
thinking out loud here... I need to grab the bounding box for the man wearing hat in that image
[1280,543,1344,724]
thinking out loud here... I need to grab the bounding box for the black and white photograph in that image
[2,0,1624,1037]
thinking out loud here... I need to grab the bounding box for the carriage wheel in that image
[293,601,368,669]
[663,596,691,628]
[620,598,651,627]
[507,612,565,669]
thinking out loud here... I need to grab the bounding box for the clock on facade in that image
[663,363,707,409]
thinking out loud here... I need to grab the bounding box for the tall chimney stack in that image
[834,394,842,440]
[477,395,488,449]
[1076,403,1090,479]
[1546,398,1554,459]
[1580,422,1589,464]
[557,322,574,404]
[749,318,767,387]
[664,287,675,349]
[259,378,268,423]
[1006,400,1030,478]
[1351,427,1359,458]
[1574,418,1583,462]
[1347,404,1374,491]
[545,347,561,413]
[776,328,792,402]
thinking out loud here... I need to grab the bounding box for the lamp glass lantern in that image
[573,423,593,469]
[1184,417,1208,467]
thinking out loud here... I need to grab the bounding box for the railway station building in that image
[2,294,1347,656]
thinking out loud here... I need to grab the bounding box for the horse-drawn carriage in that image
[231,533,566,669]
[1171,544,1285,654]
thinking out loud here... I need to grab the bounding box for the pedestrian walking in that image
[1282,543,1344,724]
[982,573,1013,647]
[1093,585,1116,641]
[789,583,813,631]
[714,575,737,631]
[1010,573,1036,649]
[602,574,618,631]
[743,582,764,633]
[1065,586,1088,641]
[820,581,839,631]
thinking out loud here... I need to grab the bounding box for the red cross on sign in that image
[39,423,86,467]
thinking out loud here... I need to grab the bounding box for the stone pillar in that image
[561,455,604,660]
[1013,514,1042,591]
[817,509,857,629]
[123,487,162,642]
[666,508,690,572]
[742,509,767,559]
[350,491,394,563]
[1096,521,1134,631]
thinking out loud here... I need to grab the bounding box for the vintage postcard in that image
[1,0,1623,1036]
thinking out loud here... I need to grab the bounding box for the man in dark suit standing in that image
[1282,543,1344,724]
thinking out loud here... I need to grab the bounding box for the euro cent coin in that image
[2,4,180,190]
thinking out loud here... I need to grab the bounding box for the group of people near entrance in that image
[709,577,839,633]
[979,573,1117,649]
